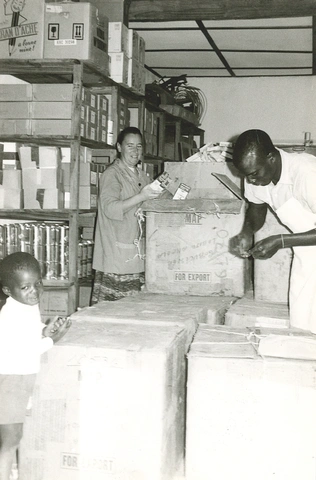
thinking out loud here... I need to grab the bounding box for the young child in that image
[0,252,71,480]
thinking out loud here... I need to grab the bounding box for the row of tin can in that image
[78,240,94,279]
[0,222,69,280]
[0,223,95,280]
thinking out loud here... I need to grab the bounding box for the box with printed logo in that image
[44,2,109,75]
[0,0,45,59]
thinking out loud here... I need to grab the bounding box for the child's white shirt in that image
[0,296,53,375]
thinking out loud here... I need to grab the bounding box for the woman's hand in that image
[140,183,163,201]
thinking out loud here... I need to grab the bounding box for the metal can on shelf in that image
[59,225,69,280]
[77,241,83,279]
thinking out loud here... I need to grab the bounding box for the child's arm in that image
[42,316,72,344]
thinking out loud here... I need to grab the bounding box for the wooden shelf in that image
[0,209,97,222]
[0,59,113,87]
[0,135,114,149]
[43,279,74,288]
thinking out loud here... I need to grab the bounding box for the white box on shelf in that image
[108,21,129,54]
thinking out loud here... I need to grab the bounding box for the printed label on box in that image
[0,0,45,59]
[173,272,212,282]
[55,39,77,46]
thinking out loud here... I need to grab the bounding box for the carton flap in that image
[211,173,243,199]
[142,198,243,214]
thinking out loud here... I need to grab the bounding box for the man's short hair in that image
[233,129,275,165]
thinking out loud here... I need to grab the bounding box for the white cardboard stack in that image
[186,325,316,480]
[225,293,290,329]
[20,320,191,480]
[70,292,238,330]
[254,209,292,304]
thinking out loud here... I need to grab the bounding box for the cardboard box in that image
[128,57,141,92]
[225,294,290,328]
[79,185,98,209]
[0,0,45,59]
[44,2,109,75]
[0,186,22,208]
[19,146,40,169]
[0,119,31,135]
[40,287,70,318]
[254,209,292,304]
[23,187,64,209]
[31,119,72,136]
[143,198,249,297]
[109,52,129,85]
[139,35,146,65]
[32,84,74,101]
[22,167,63,190]
[0,84,33,101]
[0,101,31,119]
[38,146,61,168]
[127,28,139,59]
[71,292,238,329]
[19,320,192,480]
[32,101,72,119]
[82,0,129,24]
[2,170,22,190]
[79,163,98,186]
[164,161,242,199]
[108,21,129,53]
[186,325,316,480]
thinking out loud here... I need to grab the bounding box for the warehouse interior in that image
[0,1,316,480]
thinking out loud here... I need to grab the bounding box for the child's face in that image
[5,268,43,306]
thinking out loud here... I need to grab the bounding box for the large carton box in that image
[19,320,192,480]
[144,198,249,297]
[254,209,292,304]
[108,21,129,53]
[83,0,129,25]
[0,0,45,59]
[70,292,238,334]
[44,2,109,75]
[0,118,31,135]
[0,84,32,101]
[186,325,316,480]
[225,294,290,328]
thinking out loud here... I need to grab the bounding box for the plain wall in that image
[191,76,316,145]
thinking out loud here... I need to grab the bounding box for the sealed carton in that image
[143,168,249,297]
[20,320,192,480]
[44,2,109,75]
[186,325,316,480]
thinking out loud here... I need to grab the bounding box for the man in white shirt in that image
[229,129,316,334]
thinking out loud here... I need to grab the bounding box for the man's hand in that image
[249,235,282,259]
[229,232,253,258]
